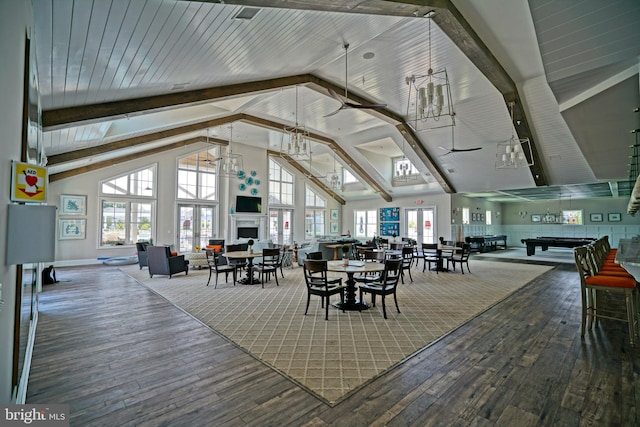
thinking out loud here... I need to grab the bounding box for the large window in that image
[177,148,217,200]
[305,186,326,239]
[100,166,156,246]
[354,209,377,239]
[268,157,294,205]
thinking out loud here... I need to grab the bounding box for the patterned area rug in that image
[121,259,552,404]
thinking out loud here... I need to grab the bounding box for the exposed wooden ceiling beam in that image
[47,115,238,165]
[188,0,547,186]
[240,114,393,202]
[49,136,208,182]
[268,150,346,205]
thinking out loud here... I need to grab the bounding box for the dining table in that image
[433,245,461,272]
[327,260,385,311]
[223,250,263,285]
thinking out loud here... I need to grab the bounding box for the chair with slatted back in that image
[573,245,638,346]
[252,247,281,288]
[205,249,236,288]
[422,243,440,273]
[303,259,346,320]
[400,246,414,283]
[354,250,385,285]
[306,251,323,260]
[358,258,402,319]
[447,243,472,274]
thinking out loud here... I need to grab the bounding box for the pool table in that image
[520,236,596,256]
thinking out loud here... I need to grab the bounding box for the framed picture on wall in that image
[531,214,541,222]
[60,194,87,216]
[330,222,339,234]
[608,213,621,222]
[330,209,339,221]
[379,207,400,222]
[59,219,86,240]
[590,213,603,222]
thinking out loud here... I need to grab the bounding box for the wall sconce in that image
[518,211,527,217]
[452,208,460,214]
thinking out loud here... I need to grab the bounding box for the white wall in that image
[0,0,32,403]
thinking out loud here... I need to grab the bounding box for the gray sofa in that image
[297,239,359,265]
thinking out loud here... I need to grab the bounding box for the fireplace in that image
[237,227,259,239]
[230,214,267,240]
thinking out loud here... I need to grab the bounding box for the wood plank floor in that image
[26,261,639,426]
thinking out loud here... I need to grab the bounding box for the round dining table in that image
[327,260,385,311]
[223,250,263,285]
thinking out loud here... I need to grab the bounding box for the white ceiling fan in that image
[325,42,387,117]
[438,115,482,155]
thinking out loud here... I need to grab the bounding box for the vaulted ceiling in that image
[33,0,640,203]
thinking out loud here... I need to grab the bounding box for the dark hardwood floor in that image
[26,262,639,426]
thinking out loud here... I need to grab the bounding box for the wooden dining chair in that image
[447,243,472,274]
[358,258,402,319]
[400,246,414,283]
[205,249,236,288]
[303,259,346,320]
[253,248,281,288]
[422,243,440,273]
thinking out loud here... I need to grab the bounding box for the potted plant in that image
[247,239,255,253]
[341,244,350,266]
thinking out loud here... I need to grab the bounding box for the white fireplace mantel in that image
[229,214,267,240]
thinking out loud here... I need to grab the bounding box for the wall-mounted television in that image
[235,195,262,213]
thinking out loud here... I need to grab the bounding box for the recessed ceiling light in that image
[363,52,375,60]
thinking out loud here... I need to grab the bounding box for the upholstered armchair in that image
[136,242,150,270]
[147,246,189,278]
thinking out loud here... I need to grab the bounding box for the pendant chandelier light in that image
[327,150,343,191]
[495,101,534,169]
[393,138,418,183]
[219,123,243,176]
[280,85,311,160]
[405,11,455,131]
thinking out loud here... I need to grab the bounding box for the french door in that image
[177,204,216,252]
[405,207,435,245]
[269,208,293,245]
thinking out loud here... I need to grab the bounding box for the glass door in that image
[405,207,435,245]
[178,204,216,252]
[269,208,293,245]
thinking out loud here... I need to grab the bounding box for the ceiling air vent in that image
[234,7,261,20]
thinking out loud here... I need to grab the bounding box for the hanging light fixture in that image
[393,138,418,183]
[219,123,243,176]
[280,85,311,160]
[327,150,343,191]
[405,11,455,131]
[495,101,534,169]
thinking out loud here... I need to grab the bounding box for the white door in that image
[178,204,216,252]
[405,207,435,245]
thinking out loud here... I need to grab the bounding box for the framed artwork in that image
[60,194,87,216]
[330,209,339,221]
[590,213,603,222]
[531,214,541,222]
[380,222,400,236]
[543,214,556,223]
[608,213,621,222]
[330,222,339,233]
[379,207,400,222]
[59,219,86,240]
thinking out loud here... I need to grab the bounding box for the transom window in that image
[177,148,218,200]
[99,165,156,246]
[343,169,358,184]
[268,157,294,205]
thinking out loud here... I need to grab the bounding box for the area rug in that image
[121,260,552,404]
